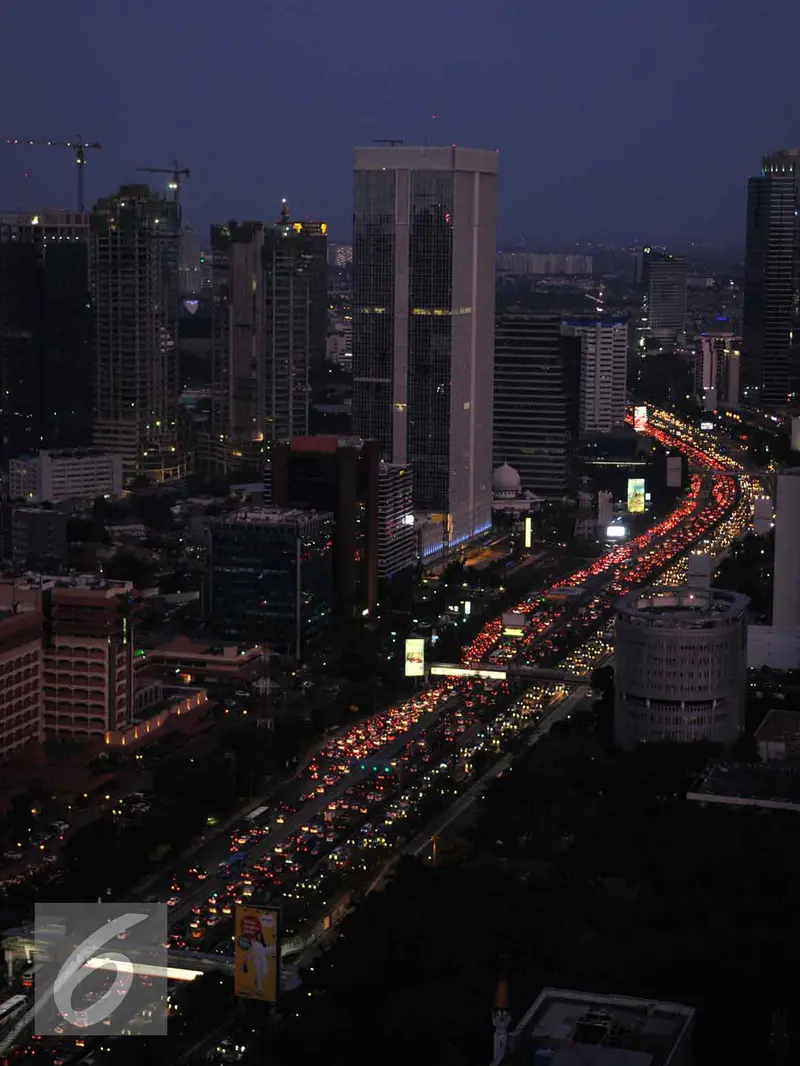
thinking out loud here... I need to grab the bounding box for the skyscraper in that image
[493,313,578,498]
[0,211,93,461]
[694,331,740,410]
[353,145,498,550]
[263,204,328,441]
[209,220,266,471]
[743,150,799,409]
[91,185,181,477]
[207,205,327,473]
[563,317,628,434]
[642,248,687,348]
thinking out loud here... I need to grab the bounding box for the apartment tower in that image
[91,185,181,476]
[353,145,498,550]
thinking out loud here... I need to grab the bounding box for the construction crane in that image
[136,160,190,205]
[5,136,102,212]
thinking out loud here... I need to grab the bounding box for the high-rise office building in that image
[694,331,741,410]
[209,220,266,471]
[0,211,93,462]
[564,317,628,434]
[743,150,799,408]
[263,204,328,440]
[353,145,498,550]
[493,313,578,498]
[208,206,327,472]
[272,435,379,617]
[772,468,800,631]
[208,507,333,660]
[642,248,687,348]
[377,462,416,578]
[91,185,181,477]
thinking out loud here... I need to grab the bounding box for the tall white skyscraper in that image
[352,145,498,550]
[564,317,628,434]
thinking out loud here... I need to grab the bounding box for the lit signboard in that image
[429,664,507,680]
[606,524,627,539]
[234,905,279,1003]
[700,421,714,431]
[524,515,532,549]
[404,638,425,677]
[633,405,648,433]
[627,478,646,514]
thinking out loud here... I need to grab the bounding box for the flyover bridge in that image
[428,662,589,685]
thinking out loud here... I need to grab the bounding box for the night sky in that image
[2,0,798,247]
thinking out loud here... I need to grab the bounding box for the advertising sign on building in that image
[627,478,646,514]
[234,905,279,1003]
[633,405,648,433]
[666,455,682,488]
[404,638,425,677]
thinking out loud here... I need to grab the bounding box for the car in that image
[166,896,181,907]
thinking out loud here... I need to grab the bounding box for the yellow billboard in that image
[627,477,646,514]
[524,515,532,549]
[234,905,279,1002]
[404,637,425,677]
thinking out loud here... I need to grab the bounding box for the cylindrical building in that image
[614,586,748,749]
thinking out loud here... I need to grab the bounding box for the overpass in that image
[428,662,589,685]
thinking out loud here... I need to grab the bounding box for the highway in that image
[3,408,763,1066]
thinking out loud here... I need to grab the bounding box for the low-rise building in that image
[0,608,44,763]
[9,449,124,504]
[0,573,137,742]
[135,635,265,687]
[11,507,69,569]
[494,986,694,1065]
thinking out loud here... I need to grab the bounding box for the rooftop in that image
[212,507,331,527]
[755,708,800,749]
[3,572,133,593]
[617,586,748,624]
[688,759,800,812]
[507,988,694,1066]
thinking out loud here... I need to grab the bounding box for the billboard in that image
[606,524,627,539]
[627,478,645,514]
[234,905,279,1003]
[524,515,532,549]
[404,638,425,677]
[666,454,682,488]
[633,405,648,433]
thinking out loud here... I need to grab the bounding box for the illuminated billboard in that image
[404,638,425,677]
[234,905,279,1003]
[606,524,627,539]
[633,405,648,433]
[627,478,646,514]
[524,515,532,549]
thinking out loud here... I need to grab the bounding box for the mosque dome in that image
[492,462,521,496]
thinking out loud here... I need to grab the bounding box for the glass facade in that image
[407,173,454,511]
[209,509,333,659]
[0,212,93,460]
[352,170,396,456]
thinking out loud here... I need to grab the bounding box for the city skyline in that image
[2,0,799,246]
